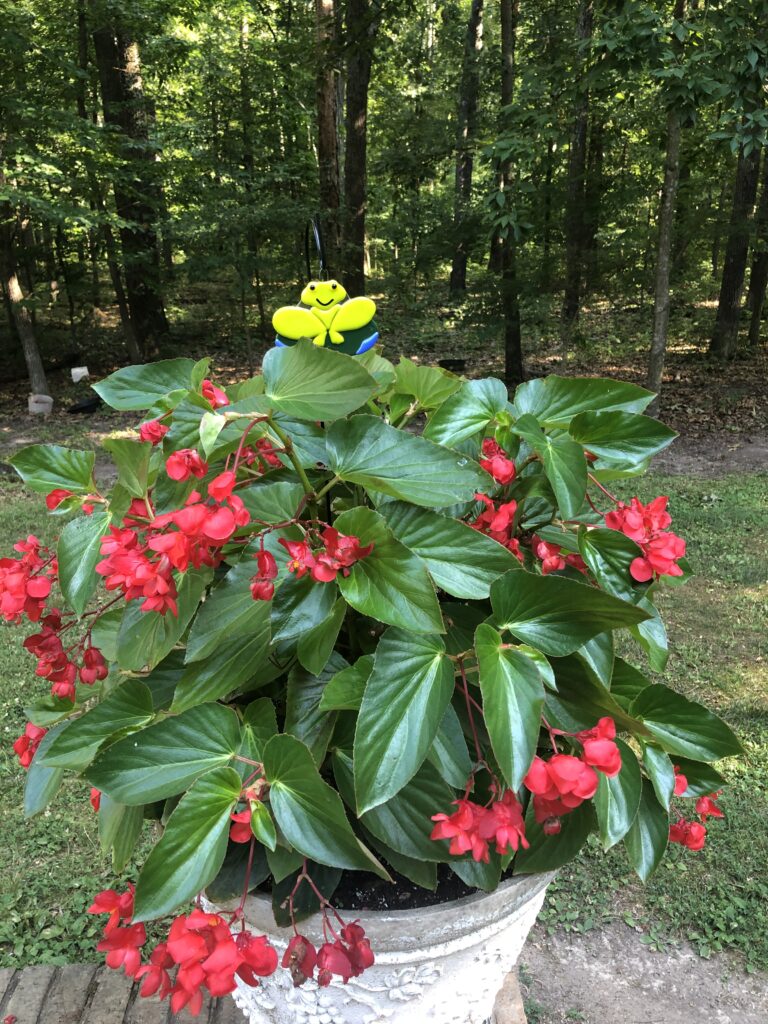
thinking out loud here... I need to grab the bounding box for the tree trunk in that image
[315,0,341,271]
[92,22,169,357]
[583,115,603,293]
[746,151,768,347]
[500,0,523,387]
[560,0,593,340]
[709,143,761,358]
[540,137,554,289]
[711,175,728,279]
[342,0,381,295]
[449,0,484,298]
[0,198,49,396]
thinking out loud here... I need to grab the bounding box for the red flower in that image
[80,646,108,685]
[282,934,318,986]
[480,439,516,485]
[534,539,566,575]
[477,790,529,855]
[90,788,101,812]
[97,923,147,977]
[0,537,55,623]
[695,792,724,821]
[576,718,622,777]
[208,470,236,502]
[317,942,354,986]
[605,496,685,581]
[431,799,490,863]
[45,488,74,510]
[524,754,599,830]
[235,932,279,987]
[250,549,278,601]
[471,494,523,560]
[279,538,317,578]
[139,419,169,445]
[339,922,375,976]
[229,809,252,843]
[166,448,209,482]
[201,379,229,408]
[311,528,374,583]
[255,437,282,469]
[669,819,707,851]
[88,886,135,935]
[630,531,686,582]
[135,943,174,999]
[673,765,688,796]
[12,722,47,769]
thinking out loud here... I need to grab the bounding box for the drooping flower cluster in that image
[279,527,374,585]
[139,419,170,445]
[12,722,47,768]
[479,438,516,485]
[23,610,108,701]
[605,496,686,582]
[282,921,374,988]
[430,790,529,863]
[470,493,523,561]
[533,538,587,576]
[668,790,723,852]
[89,890,279,1016]
[0,536,55,623]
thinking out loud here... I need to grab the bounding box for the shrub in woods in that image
[4,342,740,1014]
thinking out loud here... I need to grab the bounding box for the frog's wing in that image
[272,305,324,342]
[330,296,376,332]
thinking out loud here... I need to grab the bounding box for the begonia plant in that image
[5,341,741,1015]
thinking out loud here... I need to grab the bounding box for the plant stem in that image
[313,474,341,503]
[587,472,620,505]
[267,417,317,513]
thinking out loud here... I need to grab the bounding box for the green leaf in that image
[41,681,154,769]
[513,376,654,428]
[24,723,67,817]
[393,358,461,409]
[476,624,545,789]
[359,825,438,889]
[569,411,677,463]
[630,596,669,671]
[424,378,509,447]
[319,655,373,711]
[546,655,642,734]
[242,698,278,757]
[10,445,95,494]
[578,527,642,599]
[512,415,586,518]
[610,657,652,709]
[642,744,675,809]
[266,845,305,883]
[450,855,502,892]
[271,574,338,643]
[103,798,144,872]
[334,507,443,633]
[207,839,270,902]
[666,757,725,798]
[297,598,346,675]
[379,502,519,599]
[133,765,242,921]
[630,685,743,761]
[116,569,210,671]
[575,632,615,688]
[262,339,377,420]
[624,780,669,881]
[594,739,642,849]
[238,479,306,524]
[186,561,270,663]
[428,704,472,789]
[490,570,650,657]
[93,358,198,411]
[102,439,152,497]
[285,653,346,765]
[515,803,596,873]
[357,349,396,390]
[263,734,387,876]
[57,512,111,617]
[327,415,488,508]
[199,412,227,457]
[86,703,241,804]
[354,629,453,813]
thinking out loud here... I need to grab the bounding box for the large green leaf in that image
[57,512,111,617]
[546,655,642,734]
[116,568,209,671]
[297,598,346,675]
[24,723,67,818]
[630,685,742,761]
[93,358,198,411]
[326,415,487,508]
[624,780,669,881]
[514,802,595,873]
[642,744,675,809]
[665,757,726,798]
[334,507,443,633]
[271,574,338,642]
[98,795,144,872]
[379,502,519,599]
[424,378,509,447]
[319,655,373,711]
[578,526,641,599]
[262,339,377,420]
[263,734,386,876]
[594,738,642,849]
[133,765,242,921]
[41,681,154,769]
[490,570,649,657]
[102,439,153,497]
[513,376,654,428]
[285,652,346,765]
[476,625,545,789]
[630,595,669,671]
[354,629,453,813]
[86,703,241,804]
[10,445,95,494]
[428,703,472,788]
[451,854,502,892]
[186,561,270,663]
[394,358,461,410]
[238,479,306,525]
[569,411,677,463]
[512,415,586,518]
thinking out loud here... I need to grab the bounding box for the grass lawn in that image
[0,471,766,969]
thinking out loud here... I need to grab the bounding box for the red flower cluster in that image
[604,496,686,582]
[668,790,723,852]
[12,722,47,768]
[479,439,516,485]
[470,494,523,561]
[0,536,54,623]
[430,790,529,863]
[166,449,209,482]
[576,717,622,775]
[673,764,688,795]
[201,379,229,409]
[139,419,169,445]
[90,889,278,1016]
[23,611,108,701]
[533,538,587,576]
[241,437,283,472]
[250,549,278,601]
[279,528,373,584]
[229,808,252,843]
[282,921,374,988]
[695,791,724,820]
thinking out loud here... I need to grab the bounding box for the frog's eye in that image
[309,283,316,291]
[331,282,338,290]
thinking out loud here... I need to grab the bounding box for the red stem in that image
[458,659,484,764]
[588,472,620,505]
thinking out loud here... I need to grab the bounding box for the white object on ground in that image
[28,394,53,415]
[71,366,90,383]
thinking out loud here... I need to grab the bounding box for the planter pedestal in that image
[217,872,552,1024]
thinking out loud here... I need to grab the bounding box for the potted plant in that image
[5,341,740,1023]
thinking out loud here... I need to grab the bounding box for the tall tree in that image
[448,0,484,298]
[745,151,768,347]
[499,0,523,387]
[342,0,382,295]
[315,0,342,270]
[92,20,169,357]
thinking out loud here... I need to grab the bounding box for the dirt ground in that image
[520,922,768,1024]
[653,431,768,476]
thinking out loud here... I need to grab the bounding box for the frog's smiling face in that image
[300,280,347,309]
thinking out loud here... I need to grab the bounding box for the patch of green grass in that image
[541,472,768,970]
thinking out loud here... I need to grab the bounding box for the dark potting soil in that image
[333,863,480,912]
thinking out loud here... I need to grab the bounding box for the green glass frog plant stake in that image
[272,279,378,355]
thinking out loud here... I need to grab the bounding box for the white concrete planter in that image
[220,872,553,1024]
